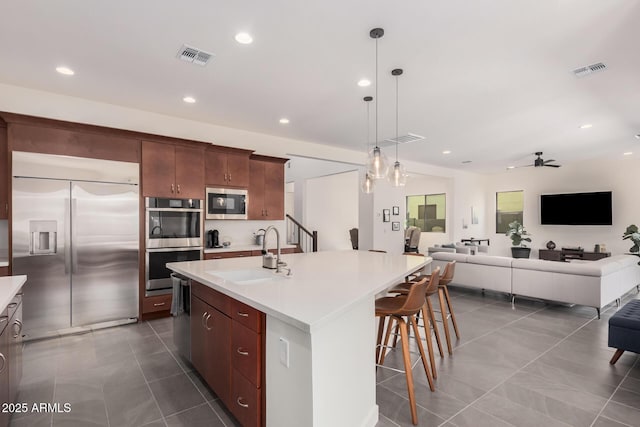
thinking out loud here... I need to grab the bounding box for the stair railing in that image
[286,214,318,253]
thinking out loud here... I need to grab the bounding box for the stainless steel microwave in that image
[206,188,248,219]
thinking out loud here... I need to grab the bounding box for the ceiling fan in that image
[519,152,561,168]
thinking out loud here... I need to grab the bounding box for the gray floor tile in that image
[138,350,183,382]
[186,370,218,402]
[11,376,55,420]
[375,414,401,427]
[592,415,634,427]
[448,406,516,427]
[165,403,225,427]
[376,384,446,426]
[52,398,109,427]
[8,412,53,427]
[104,382,163,427]
[472,393,575,427]
[619,375,640,394]
[610,387,640,411]
[141,421,168,427]
[148,372,206,417]
[129,334,167,356]
[601,400,640,427]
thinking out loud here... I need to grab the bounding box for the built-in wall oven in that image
[146,197,202,295]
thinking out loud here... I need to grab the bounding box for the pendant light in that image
[361,96,375,194]
[388,68,407,187]
[366,28,389,179]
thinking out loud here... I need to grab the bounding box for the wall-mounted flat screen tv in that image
[540,191,612,225]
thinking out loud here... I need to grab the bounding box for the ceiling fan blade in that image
[543,159,556,164]
[544,164,561,168]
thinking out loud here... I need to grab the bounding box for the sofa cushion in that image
[466,255,512,268]
[428,247,456,255]
[511,258,604,277]
[609,300,640,330]
[431,252,468,262]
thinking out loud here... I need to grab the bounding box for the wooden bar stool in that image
[438,261,460,354]
[375,275,435,426]
[386,267,442,379]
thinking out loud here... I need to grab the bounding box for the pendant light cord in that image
[395,73,399,161]
[375,36,378,150]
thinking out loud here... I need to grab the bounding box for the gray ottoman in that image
[608,299,640,364]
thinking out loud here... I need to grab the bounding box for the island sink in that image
[208,268,283,284]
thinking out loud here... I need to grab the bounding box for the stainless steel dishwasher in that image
[171,273,191,362]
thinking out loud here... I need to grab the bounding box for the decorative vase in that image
[511,247,531,259]
[546,240,556,250]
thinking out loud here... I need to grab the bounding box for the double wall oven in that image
[146,197,202,295]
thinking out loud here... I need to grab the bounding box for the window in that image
[496,191,523,233]
[406,194,446,233]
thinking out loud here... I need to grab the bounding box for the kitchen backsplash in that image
[204,219,287,247]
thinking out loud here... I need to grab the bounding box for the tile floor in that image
[9,287,640,427]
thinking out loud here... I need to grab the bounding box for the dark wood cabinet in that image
[142,294,172,314]
[0,267,8,277]
[248,155,287,220]
[539,248,611,262]
[142,141,204,199]
[8,295,22,405]
[0,123,7,220]
[206,148,251,188]
[190,281,265,426]
[0,313,8,427]
[204,251,254,260]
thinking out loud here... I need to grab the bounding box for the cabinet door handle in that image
[204,313,212,331]
[224,173,228,181]
[0,353,5,374]
[236,397,249,408]
[237,311,249,317]
[201,311,208,328]
[177,184,181,193]
[12,319,22,338]
[228,173,231,182]
[153,302,166,307]
[171,183,175,193]
[237,347,249,356]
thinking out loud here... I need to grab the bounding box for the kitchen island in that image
[168,250,429,427]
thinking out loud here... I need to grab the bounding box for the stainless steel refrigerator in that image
[12,152,139,339]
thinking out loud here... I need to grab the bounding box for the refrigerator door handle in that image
[64,197,71,275]
[71,198,78,274]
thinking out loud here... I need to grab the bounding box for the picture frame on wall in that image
[383,209,390,222]
[392,221,400,231]
[392,206,399,215]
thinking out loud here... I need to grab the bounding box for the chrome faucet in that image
[261,225,287,272]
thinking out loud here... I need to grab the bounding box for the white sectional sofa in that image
[430,252,640,317]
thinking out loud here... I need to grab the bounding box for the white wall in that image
[304,171,359,251]
[371,179,406,255]
[484,157,640,257]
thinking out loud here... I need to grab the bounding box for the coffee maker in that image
[207,229,221,248]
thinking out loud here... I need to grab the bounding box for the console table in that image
[460,238,490,246]
[539,248,611,262]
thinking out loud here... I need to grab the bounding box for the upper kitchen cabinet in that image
[0,121,7,219]
[248,155,287,220]
[205,147,252,188]
[142,140,205,199]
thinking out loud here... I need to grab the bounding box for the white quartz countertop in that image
[168,251,429,333]
[204,244,297,254]
[0,275,26,312]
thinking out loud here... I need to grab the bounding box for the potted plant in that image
[623,224,640,265]
[506,220,532,258]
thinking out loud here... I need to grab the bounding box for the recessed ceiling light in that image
[624,152,633,156]
[579,124,593,129]
[635,134,640,140]
[235,32,253,44]
[357,79,371,87]
[279,118,290,124]
[442,150,451,155]
[507,166,515,169]
[56,66,75,76]
[182,96,196,104]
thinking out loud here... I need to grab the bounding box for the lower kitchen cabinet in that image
[191,281,265,426]
[142,294,172,314]
[0,267,8,277]
[204,251,253,260]
[0,290,22,427]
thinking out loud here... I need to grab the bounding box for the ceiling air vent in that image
[381,133,425,147]
[572,62,607,78]
[177,44,214,66]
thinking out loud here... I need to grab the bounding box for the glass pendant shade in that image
[361,172,375,194]
[388,160,407,187]
[366,146,389,179]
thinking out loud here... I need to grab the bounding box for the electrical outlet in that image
[279,337,289,368]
